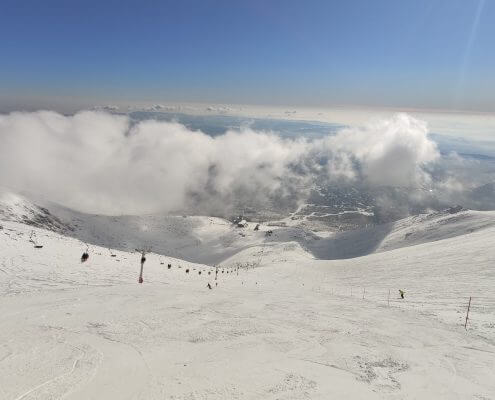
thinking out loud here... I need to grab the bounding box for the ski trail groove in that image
[12,354,82,400]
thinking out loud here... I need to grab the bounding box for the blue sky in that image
[1,0,494,111]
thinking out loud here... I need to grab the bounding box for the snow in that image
[1,196,495,399]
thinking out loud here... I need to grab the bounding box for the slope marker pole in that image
[139,263,144,284]
[387,289,390,307]
[362,288,365,300]
[464,296,472,330]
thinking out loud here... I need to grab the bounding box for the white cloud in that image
[326,114,438,187]
[0,111,439,215]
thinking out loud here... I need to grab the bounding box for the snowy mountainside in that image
[1,213,494,398]
[373,209,495,252]
[0,189,269,265]
[2,190,495,264]
[0,221,207,295]
[301,208,495,259]
[0,189,70,232]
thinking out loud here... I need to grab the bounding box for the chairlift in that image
[81,245,90,262]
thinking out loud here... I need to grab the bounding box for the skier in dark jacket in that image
[81,252,89,263]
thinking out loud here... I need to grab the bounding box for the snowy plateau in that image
[0,189,494,399]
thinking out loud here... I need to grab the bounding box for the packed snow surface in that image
[1,193,495,399]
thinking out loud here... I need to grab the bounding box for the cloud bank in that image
[0,111,439,215]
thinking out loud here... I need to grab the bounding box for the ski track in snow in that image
[1,206,495,399]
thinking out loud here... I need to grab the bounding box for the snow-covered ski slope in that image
[1,191,495,399]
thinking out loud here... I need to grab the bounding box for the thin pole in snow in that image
[139,262,144,283]
[136,248,149,284]
[350,287,352,297]
[387,289,390,307]
[362,288,365,300]
[464,296,472,330]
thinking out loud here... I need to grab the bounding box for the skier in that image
[399,289,405,299]
[207,283,212,289]
[81,252,89,263]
